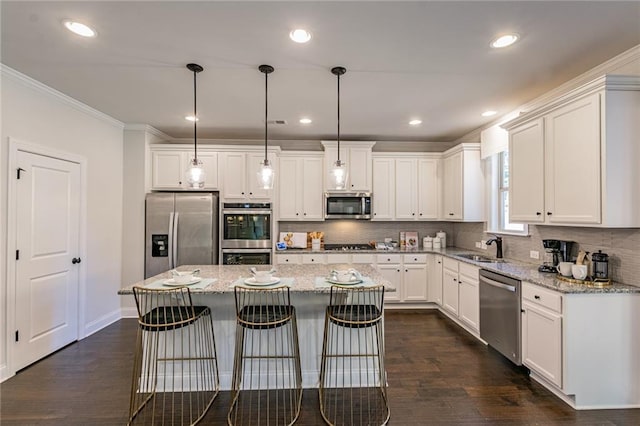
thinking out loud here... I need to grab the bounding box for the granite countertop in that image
[118,264,393,295]
[275,246,639,295]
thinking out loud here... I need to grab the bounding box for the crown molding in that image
[0,63,124,129]
[124,124,172,141]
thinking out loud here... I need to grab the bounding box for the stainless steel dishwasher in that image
[479,269,522,365]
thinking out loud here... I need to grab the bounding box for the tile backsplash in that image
[278,221,639,286]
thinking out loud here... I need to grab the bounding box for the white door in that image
[14,151,81,370]
[395,158,417,220]
[372,158,395,220]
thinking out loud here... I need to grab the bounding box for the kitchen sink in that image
[456,253,504,263]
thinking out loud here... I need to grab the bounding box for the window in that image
[488,151,528,235]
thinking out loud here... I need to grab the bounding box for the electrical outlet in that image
[480,240,487,250]
[475,242,482,248]
[530,250,540,260]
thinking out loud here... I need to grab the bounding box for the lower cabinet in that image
[377,254,427,303]
[427,254,443,305]
[441,257,480,333]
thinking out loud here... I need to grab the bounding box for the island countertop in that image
[118,263,393,295]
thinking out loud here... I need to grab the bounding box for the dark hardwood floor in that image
[1,310,638,425]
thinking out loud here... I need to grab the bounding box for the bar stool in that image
[228,285,302,426]
[129,286,219,425]
[319,285,390,426]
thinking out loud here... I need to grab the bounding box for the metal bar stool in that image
[319,285,390,426]
[228,285,303,426]
[129,286,220,425]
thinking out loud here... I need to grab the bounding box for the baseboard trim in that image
[0,363,14,383]
[83,309,122,339]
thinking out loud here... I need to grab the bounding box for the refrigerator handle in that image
[168,212,175,269]
[172,212,179,267]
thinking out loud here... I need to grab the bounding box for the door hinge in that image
[16,250,19,260]
[17,167,25,179]
[15,330,19,342]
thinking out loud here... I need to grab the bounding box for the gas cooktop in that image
[323,244,373,251]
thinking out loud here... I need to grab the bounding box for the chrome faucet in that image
[486,236,503,259]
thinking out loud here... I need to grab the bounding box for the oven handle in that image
[222,209,272,215]
[481,276,516,292]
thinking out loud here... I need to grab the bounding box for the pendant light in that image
[185,63,206,189]
[330,66,348,190]
[258,64,275,190]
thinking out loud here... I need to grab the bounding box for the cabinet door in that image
[349,147,372,191]
[246,152,272,199]
[395,158,417,220]
[417,159,439,220]
[152,151,184,189]
[458,274,479,332]
[378,264,402,302]
[442,267,459,315]
[301,157,324,219]
[323,146,347,191]
[276,254,301,265]
[510,119,545,222]
[545,93,601,224]
[189,152,219,189]
[372,158,395,220]
[427,255,443,305]
[522,301,563,388]
[222,153,247,198]
[404,264,428,302]
[442,152,462,219]
[278,157,301,219]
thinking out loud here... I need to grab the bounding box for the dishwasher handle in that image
[481,276,517,292]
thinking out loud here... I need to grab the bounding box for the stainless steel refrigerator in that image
[145,192,218,278]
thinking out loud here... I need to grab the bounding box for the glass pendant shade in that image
[258,159,275,189]
[330,159,348,190]
[186,158,206,189]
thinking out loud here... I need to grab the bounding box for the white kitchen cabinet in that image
[417,158,440,219]
[302,253,326,264]
[395,158,418,219]
[441,258,480,333]
[442,262,459,315]
[504,75,640,227]
[221,152,275,200]
[440,144,484,221]
[321,141,375,191]
[276,253,301,265]
[427,254,443,305]
[326,253,350,264]
[151,149,219,190]
[377,263,402,303]
[278,153,324,220]
[376,254,427,304]
[372,158,395,220]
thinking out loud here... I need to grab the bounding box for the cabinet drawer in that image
[326,253,350,264]
[522,282,562,314]
[403,254,427,264]
[377,254,402,264]
[443,257,459,271]
[276,254,301,265]
[459,263,479,281]
[352,253,375,264]
[302,254,326,264]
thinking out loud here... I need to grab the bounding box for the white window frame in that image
[486,151,528,236]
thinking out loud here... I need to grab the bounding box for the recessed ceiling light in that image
[299,118,312,124]
[289,29,312,43]
[409,119,422,126]
[482,110,497,117]
[490,34,519,49]
[185,115,199,122]
[63,20,96,38]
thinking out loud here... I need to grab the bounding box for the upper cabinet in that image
[278,153,324,220]
[504,75,640,227]
[322,141,375,191]
[440,144,484,221]
[150,146,219,190]
[221,151,276,200]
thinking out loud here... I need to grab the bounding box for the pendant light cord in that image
[337,72,341,162]
[193,68,198,161]
[264,70,268,162]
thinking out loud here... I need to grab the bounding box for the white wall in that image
[0,66,124,380]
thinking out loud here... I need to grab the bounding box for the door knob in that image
[72,257,81,264]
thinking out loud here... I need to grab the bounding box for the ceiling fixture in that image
[185,63,206,189]
[490,34,519,48]
[289,28,312,43]
[409,119,422,126]
[63,20,96,37]
[330,66,348,190]
[258,64,275,190]
[482,110,498,117]
[299,118,312,124]
[185,115,199,122]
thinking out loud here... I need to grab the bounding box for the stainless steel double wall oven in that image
[220,202,272,265]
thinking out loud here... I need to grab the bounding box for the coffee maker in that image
[539,239,574,272]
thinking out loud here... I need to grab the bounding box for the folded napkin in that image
[231,277,295,289]
[145,278,217,290]
[314,276,377,289]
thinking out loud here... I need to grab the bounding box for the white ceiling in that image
[2,1,639,145]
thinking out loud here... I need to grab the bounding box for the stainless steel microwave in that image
[324,192,372,220]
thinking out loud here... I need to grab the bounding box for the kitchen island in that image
[119,264,393,389]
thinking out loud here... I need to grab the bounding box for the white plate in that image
[244,277,281,286]
[163,277,202,286]
[325,278,363,286]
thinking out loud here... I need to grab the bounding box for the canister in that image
[423,236,433,249]
[433,236,441,249]
[436,231,447,248]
